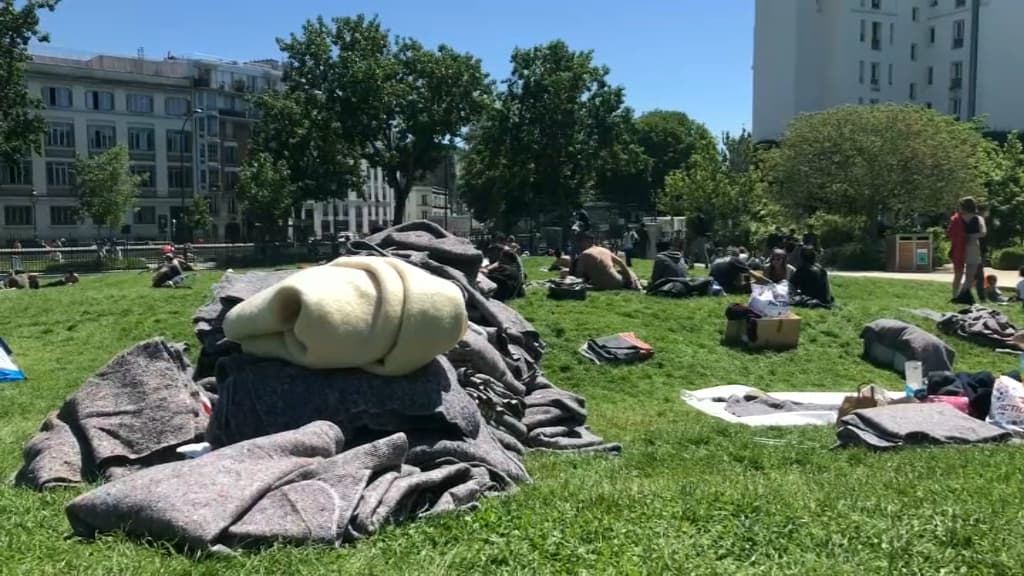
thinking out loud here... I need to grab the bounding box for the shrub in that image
[994,247,1024,271]
[807,213,865,250]
[822,241,885,271]
[928,226,950,268]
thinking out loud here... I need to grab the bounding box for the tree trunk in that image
[392,181,410,226]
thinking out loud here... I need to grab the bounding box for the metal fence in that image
[0,243,326,274]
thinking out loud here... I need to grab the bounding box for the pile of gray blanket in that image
[15,220,619,551]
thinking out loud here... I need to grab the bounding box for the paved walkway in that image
[833,267,1020,289]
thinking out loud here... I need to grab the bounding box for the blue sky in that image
[35,0,753,138]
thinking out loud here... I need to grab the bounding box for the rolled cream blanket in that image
[223,257,467,376]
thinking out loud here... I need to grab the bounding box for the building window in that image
[870,62,880,87]
[134,206,156,225]
[871,21,882,50]
[167,166,194,189]
[50,206,77,226]
[888,63,893,85]
[909,83,917,100]
[910,43,917,61]
[869,98,879,104]
[859,60,865,84]
[928,66,934,85]
[951,61,964,89]
[87,125,116,151]
[199,168,207,186]
[4,206,33,226]
[166,130,193,154]
[85,90,114,111]
[224,171,240,191]
[860,20,866,43]
[955,0,966,7]
[45,122,75,149]
[46,161,72,187]
[930,26,936,44]
[222,145,239,165]
[207,116,219,137]
[889,22,894,45]
[130,165,155,188]
[953,19,965,49]
[227,195,238,215]
[128,127,155,152]
[912,7,919,21]
[926,102,933,109]
[126,93,154,114]
[165,97,191,117]
[42,86,73,108]
[871,0,880,8]
[207,143,219,163]
[950,96,962,116]
[0,160,32,186]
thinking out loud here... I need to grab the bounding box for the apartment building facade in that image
[753,0,1024,141]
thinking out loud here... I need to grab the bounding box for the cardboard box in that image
[724,314,801,351]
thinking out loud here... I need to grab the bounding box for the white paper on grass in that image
[680,385,904,427]
[987,376,1024,435]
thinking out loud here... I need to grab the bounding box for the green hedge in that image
[822,241,885,271]
[994,247,1024,271]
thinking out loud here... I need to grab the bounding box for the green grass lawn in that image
[2,259,1024,575]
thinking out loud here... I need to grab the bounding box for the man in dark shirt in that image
[709,253,751,294]
[802,226,819,250]
[650,240,688,286]
[790,247,833,305]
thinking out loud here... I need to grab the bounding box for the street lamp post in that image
[178,107,204,243]
[30,187,38,239]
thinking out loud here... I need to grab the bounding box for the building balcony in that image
[950,77,963,90]
[129,150,156,162]
[137,188,157,198]
[47,186,77,197]
[0,184,35,196]
[45,146,75,159]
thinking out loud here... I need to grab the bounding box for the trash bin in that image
[886,234,933,272]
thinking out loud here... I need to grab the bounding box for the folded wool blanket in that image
[835,403,1010,450]
[937,306,1023,350]
[860,319,955,375]
[222,257,468,376]
[16,339,209,489]
[364,220,484,282]
[209,354,529,487]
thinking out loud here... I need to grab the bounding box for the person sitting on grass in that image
[570,232,639,291]
[709,249,752,294]
[548,249,572,272]
[984,274,1009,303]
[764,249,794,284]
[482,246,526,301]
[5,270,38,290]
[790,246,834,306]
[650,239,688,286]
[151,254,191,288]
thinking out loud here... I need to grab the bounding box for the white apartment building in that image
[753,0,1024,142]
[303,162,396,238]
[2,53,197,242]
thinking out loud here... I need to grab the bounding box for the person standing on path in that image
[622,227,639,267]
[954,197,987,303]
[947,206,967,298]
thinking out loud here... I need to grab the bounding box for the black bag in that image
[547,279,588,301]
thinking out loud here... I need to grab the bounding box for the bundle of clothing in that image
[835,403,1010,450]
[578,333,653,365]
[16,220,620,552]
[860,319,956,375]
[936,306,1024,351]
[923,369,1022,420]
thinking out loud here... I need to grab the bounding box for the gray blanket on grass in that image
[66,421,497,549]
[725,393,836,418]
[363,220,484,282]
[860,319,955,375]
[15,339,208,489]
[835,403,1010,450]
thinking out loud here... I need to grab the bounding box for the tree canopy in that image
[74,145,143,231]
[634,110,717,210]
[0,0,60,165]
[462,40,635,230]
[767,104,989,236]
[274,14,491,224]
[238,151,298,240]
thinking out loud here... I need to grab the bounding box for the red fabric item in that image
[161,245,174,255]
[924,395,970,414]
[618,332,653,352]
[947,212,966,267]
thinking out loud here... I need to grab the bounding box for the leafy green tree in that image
[0,0,60,165]
[595,109,652,215]
[276,15,492,224]
[238,151,297,240]
[462,40,634,230]
[74,145,142,233]
[767,104,988,237]
[635,110,717,210]
[187,195,213,239]
[981,132,1024,248]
